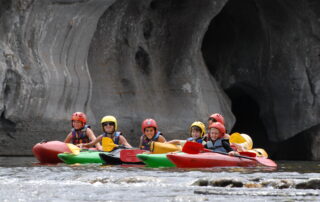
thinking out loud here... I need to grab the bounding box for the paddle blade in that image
[182,141,204,154]
[239,151,257,157]
[120,149,146,162]
[251,148,268,158]
[66,143,80,155]
[102,137,118,152]
[150,142,182,154]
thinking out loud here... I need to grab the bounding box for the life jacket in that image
[187,137,203,144]
[206,138,227,153]
[102,131,121,145]
[71,125,90,144]
[140,131,161,151]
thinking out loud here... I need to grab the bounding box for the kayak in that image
[99,149,145,165]
[166,152,260,168]
[32,141,71,164]
[58,150,109,164]
[137,153,178,168]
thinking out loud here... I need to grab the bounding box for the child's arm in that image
[166,139,181,145]
[86,128,102,150]
[119,136,132,148]
[222,139,239,156]
[158,135,166,142]
[81,135,102,148]
[64,132,72,143]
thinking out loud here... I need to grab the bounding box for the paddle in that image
[120,149,146,163]
[182,141,277,167]
[102,137,118,152]
[66,143,80,155]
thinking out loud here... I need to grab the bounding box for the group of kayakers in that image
[65,112,242,156]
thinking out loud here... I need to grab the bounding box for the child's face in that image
[209,127,221,141]
[208,118,216,127]
[145,127,155,138]
[103,122,115,133]
[191,128,201,139]
[72,120,83,129]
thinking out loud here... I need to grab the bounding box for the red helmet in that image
[208,122,226,136]
[209,113,225,125]
[142,118,158,133]
[71,112,87,126]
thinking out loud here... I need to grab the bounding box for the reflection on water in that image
[0,157,319,201]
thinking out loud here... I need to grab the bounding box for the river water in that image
[0,157,319,201]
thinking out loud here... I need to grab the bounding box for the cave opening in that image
[225,86,269,150]
[201,0,274,155]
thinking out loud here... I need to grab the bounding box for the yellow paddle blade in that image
[230,133,253,150]
[66,143,80,155]
[150,142,182,154]
[102,137,118,152]
[251,148,268,158]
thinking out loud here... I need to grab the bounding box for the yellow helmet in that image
[190,121,206,137]
[230,133,253,150]
[101,115,118,131]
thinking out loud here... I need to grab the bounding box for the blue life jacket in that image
[187,137,203,144]
[71,125,90,144]
[140,131,161,151]
[103,131,121,145]
[206,138,227,153]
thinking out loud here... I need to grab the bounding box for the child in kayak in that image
[205,122,239,156]
[64,112,101,149]
[79,115,132,151]
[167,121,206,145]
[203,113,230,141]
[139,118,166,151]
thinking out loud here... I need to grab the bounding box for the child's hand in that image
[228,151,239,156]
[231,143,245,152]
[77,144,83,149]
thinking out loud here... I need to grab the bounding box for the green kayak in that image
[136,153,181,168]
[58,150,110,164]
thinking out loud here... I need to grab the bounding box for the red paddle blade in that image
[120,149,146,162]
[239,151,257,157]
[182,142,204,154]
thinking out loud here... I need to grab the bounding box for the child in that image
[167,121,206,145]
[139,118,166,150]
[80,115,132,150]
[204,122,239,156]
[64,112,100,149]
[203,113,230,141]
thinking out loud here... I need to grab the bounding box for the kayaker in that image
[203,113,230,141]
[139,118,166,150]
[205,122,239,156]
[167,121,206,145]
[79,115,132,150]
[64,112,101,149]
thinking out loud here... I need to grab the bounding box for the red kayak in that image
[32,141,71,163]
[166,152,260,168]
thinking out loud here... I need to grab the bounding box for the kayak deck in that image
[137,153,178,168]
[58,151,109,164]
[167,152,259,168]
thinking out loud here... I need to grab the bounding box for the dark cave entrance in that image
[225,86,269,150]
[201,0,272,153]
[200,0,315,160]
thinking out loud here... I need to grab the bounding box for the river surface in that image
[0,157,320,201]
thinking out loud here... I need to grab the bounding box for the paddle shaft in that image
[209,150,255,160]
